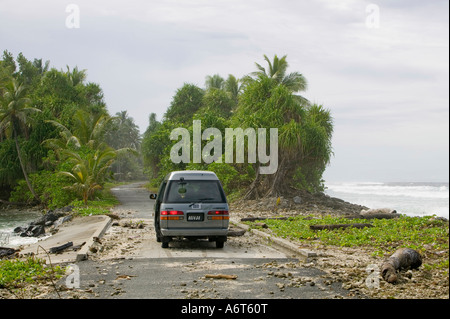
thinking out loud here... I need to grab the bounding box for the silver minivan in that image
[149,171,229,248]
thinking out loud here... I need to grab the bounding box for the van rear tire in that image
[161,236,170,248]
[216,241,224,248]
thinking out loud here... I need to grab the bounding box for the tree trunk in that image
[244,163,261,199]
[380,248,422,283]
[13,128,40,203]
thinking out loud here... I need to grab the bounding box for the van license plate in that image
[187,213,204,222]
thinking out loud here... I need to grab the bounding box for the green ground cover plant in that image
[0,257,64,291]
[249,215,448,264]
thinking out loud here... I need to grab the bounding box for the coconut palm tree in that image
[251,54,308,93]
[224,74,242,106]
[205,74,225,90]
[0,78,41,202]
[59,147,117,204]
[65,66,87,86]
[44,109,138,202]
[44,109,112,152]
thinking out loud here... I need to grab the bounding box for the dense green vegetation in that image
[0,50,142,208]
[142,54,333,198]
[1,51,333,207]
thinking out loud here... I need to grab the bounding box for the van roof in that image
[165,170,219,181]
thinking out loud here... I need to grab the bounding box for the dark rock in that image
[45,210,62,223]
[0,247,18,258]
[19,224,45,237]
[30,216,46,226]
[53,215,73,227]
[59,205,74,213]
[31,225,45,237]
[12,206,73,239]
[14,226,26,233]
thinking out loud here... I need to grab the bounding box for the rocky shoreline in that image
[11,206,74,239]
[230,190,369,219]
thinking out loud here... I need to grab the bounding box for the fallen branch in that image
[310,223,373,231]
[205,274,238,280]
[49,241,73,254]
[241,217,288,222]
[346,213,399,220]
[381,248,422,283]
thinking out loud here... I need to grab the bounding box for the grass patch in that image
[0,257,65,291]
[70,183,121,216]
[142,182,158,193]
[251,215,449,258]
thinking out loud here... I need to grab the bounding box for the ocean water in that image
[325,182,449,219]
[0,209,47,248]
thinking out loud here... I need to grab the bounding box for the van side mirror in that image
[149,193,157,200]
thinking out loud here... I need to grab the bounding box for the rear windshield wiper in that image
[188,198,215,207]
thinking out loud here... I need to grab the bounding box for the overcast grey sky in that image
[1,0,448,183]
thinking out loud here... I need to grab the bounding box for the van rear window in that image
[165,180,226,203]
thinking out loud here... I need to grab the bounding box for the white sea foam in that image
[327,183,449,199]
[0,209,44,248]
[325,182,449,218]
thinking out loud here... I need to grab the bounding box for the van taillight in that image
[207,210,229,220]
[161,210,184,220]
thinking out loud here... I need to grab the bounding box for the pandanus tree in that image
[0,78,41,202]
[235,55,333,198]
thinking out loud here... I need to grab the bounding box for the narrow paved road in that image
[63,182,352,302]
[109,182,291,259]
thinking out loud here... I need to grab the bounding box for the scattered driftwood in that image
[205,274,238,280]
[381,248,422,283]
[241,217,288,222]
[49,241,73,254]
[359,208,399,220]
[310,223,373,231]
[361,208,396,215]
[346,213,399,220]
